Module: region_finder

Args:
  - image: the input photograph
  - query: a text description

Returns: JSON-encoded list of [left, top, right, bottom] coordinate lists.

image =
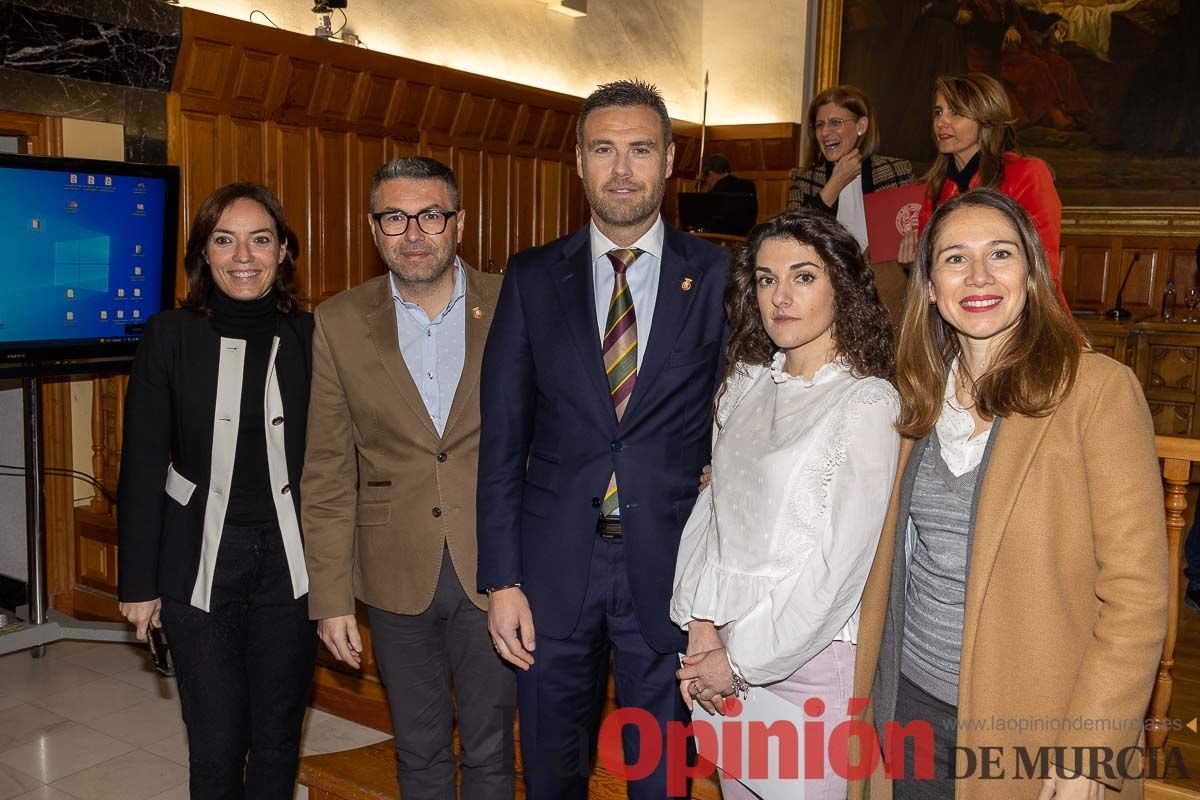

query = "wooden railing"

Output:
[[1148, 435, 1197, 751]]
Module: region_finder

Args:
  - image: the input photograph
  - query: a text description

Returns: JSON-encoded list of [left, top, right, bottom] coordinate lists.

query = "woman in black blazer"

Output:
[[117, 182, 317, 799]]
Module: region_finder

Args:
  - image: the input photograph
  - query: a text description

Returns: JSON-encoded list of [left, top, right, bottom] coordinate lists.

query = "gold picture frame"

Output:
[[811, 0, 1200, 237]]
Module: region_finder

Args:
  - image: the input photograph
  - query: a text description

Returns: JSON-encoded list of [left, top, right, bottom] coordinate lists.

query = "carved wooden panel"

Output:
[[454, 95, 492, 140], [1070, 245, 1113, 309], [179, 38, 232, 98], [1147, 344, 1198, 401], [540, 110, 571, 151], [280, 58, 321, 115], [1116, 245, 1160, 313], [486, 153, 511, 272], [315, 130, 351, 299], [1168, 247, 1199, 289], [486, 100, 520, 145], [1149, 401, 1194, 437], [230, 118, 266, 185], [395, 81, 432, 128], [456, 147, 484, 269], [514, 107, 545, 149], [427, 88, 464, 136], [359, 75, 396, 127], [231, 48, 277, 107], [317, 66, 361, 121], [512, 156, 537, 259], [78, 536, 115, 592], [272, 124, 314, 297]]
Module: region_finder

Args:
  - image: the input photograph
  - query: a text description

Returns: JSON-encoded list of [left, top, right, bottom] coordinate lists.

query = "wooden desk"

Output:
[[1076, 315, 1200, 438]]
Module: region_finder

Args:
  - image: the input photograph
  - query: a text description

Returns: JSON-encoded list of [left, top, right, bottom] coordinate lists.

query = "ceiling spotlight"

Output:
[[312, 0, 346, 12]]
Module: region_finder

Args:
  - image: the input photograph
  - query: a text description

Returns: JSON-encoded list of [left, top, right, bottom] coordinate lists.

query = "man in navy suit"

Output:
[[477, 80, 728, 798]]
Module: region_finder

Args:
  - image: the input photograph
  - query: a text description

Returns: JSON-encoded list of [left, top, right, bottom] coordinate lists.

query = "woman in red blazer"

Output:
[[900, 73, 1065, 304]]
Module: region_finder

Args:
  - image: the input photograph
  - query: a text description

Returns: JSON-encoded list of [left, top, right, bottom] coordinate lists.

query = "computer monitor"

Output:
[[678, 191, 757, 237], [0, 153, 180, 375]]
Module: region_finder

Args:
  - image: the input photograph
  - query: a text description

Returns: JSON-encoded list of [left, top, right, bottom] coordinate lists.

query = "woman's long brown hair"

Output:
[[924, 73, 1020, 208], [895, 188, 1082, 438]]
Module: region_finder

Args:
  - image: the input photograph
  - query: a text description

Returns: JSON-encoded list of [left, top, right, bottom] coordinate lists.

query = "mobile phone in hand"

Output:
[[147, 626, 175, 677]]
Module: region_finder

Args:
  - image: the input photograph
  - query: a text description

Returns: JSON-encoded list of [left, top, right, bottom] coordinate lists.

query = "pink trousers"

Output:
[[717, 639, 857, 800]]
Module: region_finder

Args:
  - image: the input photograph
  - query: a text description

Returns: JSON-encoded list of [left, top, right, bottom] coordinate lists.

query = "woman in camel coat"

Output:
[[851, 188, 1168, 800]]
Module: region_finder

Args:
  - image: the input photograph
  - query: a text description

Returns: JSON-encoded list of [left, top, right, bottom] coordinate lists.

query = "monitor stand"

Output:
[[0, 374, 136, 658]]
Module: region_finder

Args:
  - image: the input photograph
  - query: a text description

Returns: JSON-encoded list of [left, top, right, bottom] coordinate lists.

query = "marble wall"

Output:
[[0, 0, 180, 163]]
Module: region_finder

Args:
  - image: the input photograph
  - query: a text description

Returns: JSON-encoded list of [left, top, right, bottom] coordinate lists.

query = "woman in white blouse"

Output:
[[672, 210, 901, 798]]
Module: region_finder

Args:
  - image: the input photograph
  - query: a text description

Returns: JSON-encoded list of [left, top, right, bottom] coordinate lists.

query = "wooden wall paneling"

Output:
[[388, 139, 420, 160], [486, 153, 511, 272], [0, 110, 62, 156], [393, 80, 434, 130], [229, 48, 279, 112], [177, 37, 234, 100], [230, 117, 267, 185], [1065, 240, 1114, 311], [1114, 242, 1161, 315], [41, 379, 75, 604], [315, 130, 351, 300], [279, 57, 322, 119], [538, 159, 563, 245], [456, 147, 485, 269], [271, 124, 316, 300], [1167, 245, 1200, 289], [315, 65, 362, 124], [512, 156, 537, 258], [355, 135, 386, 284]]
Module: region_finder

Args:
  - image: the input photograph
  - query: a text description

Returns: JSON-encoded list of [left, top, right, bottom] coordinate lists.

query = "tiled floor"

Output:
[[0, 639, 391, 800]]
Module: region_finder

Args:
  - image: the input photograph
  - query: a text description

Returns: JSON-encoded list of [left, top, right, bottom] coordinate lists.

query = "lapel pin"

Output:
[[472, 306, 483, 320], [681, 277, 693, 292]]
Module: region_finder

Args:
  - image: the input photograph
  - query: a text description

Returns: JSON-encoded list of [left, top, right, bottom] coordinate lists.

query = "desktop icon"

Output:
[[69, 174, 78, 184], [100, 310, 108, 320], [103, 176, 112, 186], [134, 244, 142, 255], [133, 309, 140, 318], [65, 311, 74, 321], [133, 288, 141, 297], [30, 219, 40, 230], [117, 289, 125, 297], [134, 266, 142, 276], [116, 310, 124, 319], [86, 175, 95, 185], [66, 289, 74, 299]]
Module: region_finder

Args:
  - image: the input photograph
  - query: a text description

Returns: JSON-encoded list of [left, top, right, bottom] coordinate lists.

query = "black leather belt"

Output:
[[596, 516, 622, 539]]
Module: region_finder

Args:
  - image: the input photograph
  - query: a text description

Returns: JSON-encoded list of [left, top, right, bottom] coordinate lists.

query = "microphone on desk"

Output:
[[1105, 252, 1141, 319]]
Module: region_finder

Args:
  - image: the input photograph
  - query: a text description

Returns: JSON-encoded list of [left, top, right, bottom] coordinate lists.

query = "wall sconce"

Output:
[[537, 0, 587, 18]]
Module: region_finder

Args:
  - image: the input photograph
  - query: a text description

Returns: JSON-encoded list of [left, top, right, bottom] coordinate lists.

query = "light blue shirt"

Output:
[[391, 261, 467, 436], [589, 216, 664, 371]]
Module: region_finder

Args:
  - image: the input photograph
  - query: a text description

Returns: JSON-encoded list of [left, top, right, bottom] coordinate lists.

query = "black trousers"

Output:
[[368, 547, 517, 800], [161, 522, 317, 800], [893, 673, 958, 800]]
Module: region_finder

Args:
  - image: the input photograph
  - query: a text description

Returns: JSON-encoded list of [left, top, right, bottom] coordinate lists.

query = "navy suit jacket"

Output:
[[477, 220, 728, 653]]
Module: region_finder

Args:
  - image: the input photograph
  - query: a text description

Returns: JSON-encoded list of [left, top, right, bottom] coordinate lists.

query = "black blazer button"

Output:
[[272, 416, 284, 426], [611, 441, 623, 452], [281, 484, 291, 494], [437, 452, 448, 462], [432, 507, 442, 517], [591, 497, 602, 508]]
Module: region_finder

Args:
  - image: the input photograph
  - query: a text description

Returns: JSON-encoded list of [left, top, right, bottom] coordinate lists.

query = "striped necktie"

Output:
[[601, 247, 643, 517]]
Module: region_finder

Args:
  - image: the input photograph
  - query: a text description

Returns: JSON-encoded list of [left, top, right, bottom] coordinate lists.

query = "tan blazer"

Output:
[[302, 266, 503, 619], [851, 353, 1168, 800]]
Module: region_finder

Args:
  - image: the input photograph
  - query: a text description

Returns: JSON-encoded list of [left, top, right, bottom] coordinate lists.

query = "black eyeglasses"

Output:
[[371, 209, 458, 237]]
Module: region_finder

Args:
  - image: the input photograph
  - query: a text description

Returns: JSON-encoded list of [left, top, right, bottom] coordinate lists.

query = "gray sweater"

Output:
[[900, 436, 980, 706]]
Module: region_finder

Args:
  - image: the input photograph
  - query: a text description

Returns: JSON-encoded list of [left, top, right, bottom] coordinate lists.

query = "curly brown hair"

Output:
[[723, 211, 895, 393]]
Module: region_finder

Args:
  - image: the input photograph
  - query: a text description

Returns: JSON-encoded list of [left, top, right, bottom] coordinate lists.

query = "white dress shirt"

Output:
[[589, 216, 664, 371], [836, 174, 869, 253], [671, 355, 901, 686], [936, 359, 993, 477]]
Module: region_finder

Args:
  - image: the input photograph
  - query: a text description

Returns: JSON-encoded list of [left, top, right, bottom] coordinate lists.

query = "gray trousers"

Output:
[[367, 547, 517, 800]]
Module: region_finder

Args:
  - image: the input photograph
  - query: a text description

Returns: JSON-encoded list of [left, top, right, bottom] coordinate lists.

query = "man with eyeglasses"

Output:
[[301, 156, 513, 799]]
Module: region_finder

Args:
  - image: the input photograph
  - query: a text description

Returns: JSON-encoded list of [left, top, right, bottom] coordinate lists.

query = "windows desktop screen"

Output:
[[0, 164, 170, 352]]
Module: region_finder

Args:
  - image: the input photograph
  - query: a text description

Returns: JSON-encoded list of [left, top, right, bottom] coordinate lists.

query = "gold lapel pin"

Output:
[[472, 306, 483, 319], [681, 277, 693, 292]]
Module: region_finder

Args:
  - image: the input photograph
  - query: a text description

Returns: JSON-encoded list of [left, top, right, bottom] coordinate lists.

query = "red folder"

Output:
[[864, 182, 925, 264]]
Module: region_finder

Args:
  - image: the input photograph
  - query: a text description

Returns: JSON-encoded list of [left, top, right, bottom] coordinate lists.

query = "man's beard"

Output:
[[383, 243, 456, 287], [585, 175, 666, 228]]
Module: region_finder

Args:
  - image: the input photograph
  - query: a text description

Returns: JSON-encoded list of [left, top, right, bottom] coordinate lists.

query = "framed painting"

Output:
[[812, 0, 1200, 231]]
